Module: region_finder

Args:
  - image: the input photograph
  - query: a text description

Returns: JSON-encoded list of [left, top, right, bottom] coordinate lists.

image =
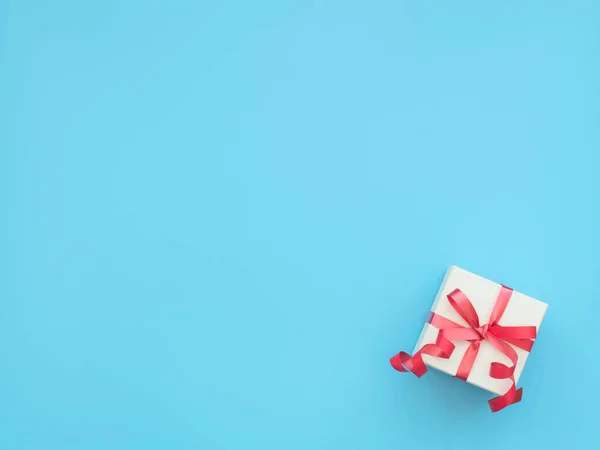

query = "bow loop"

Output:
[[447, 289, 481, 329]]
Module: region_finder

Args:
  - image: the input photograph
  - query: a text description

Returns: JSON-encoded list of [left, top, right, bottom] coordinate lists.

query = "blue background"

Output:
[[1, 1, 599, 449]]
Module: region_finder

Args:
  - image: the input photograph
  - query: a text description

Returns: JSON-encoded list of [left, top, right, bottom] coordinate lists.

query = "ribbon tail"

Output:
[[390, 351, 427, 377], [390, 330, 455, 378], [455, 341, 480, 381], [489, 386, 523, 413], [485, 333, 522, 413], [501, 337, 534, 352], [429, 313, 468, 330]]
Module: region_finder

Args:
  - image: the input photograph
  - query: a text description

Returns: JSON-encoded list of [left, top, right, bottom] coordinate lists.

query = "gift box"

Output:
[[390, 266, 548, 412]]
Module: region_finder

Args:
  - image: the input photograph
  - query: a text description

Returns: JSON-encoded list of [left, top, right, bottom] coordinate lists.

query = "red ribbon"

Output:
[[390, 285, 537, 412]]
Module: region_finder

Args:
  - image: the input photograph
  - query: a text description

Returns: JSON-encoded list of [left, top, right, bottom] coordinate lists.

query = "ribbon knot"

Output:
[[390, 285, 538, 413], [475, 324, 489, 340]]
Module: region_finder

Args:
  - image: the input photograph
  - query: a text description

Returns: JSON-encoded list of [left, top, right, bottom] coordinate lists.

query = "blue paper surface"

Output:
[[1, 1, 599, 449]]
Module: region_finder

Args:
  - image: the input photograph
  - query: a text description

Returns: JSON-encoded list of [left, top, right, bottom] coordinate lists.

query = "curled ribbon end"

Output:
[[489, 387, 523, 413], [389, 354, 403, 372], [390, 351, 428, 378]]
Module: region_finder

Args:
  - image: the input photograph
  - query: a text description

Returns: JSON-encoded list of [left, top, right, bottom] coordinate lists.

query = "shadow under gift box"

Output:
[[414, 266, 548, 395]]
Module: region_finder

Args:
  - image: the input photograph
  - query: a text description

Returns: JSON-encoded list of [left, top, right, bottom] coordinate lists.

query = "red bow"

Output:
[[390, 286, 537, 412]]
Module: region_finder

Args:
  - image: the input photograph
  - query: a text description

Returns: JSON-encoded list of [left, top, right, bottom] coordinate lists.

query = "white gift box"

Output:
[[414, 266, 548, 395]]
